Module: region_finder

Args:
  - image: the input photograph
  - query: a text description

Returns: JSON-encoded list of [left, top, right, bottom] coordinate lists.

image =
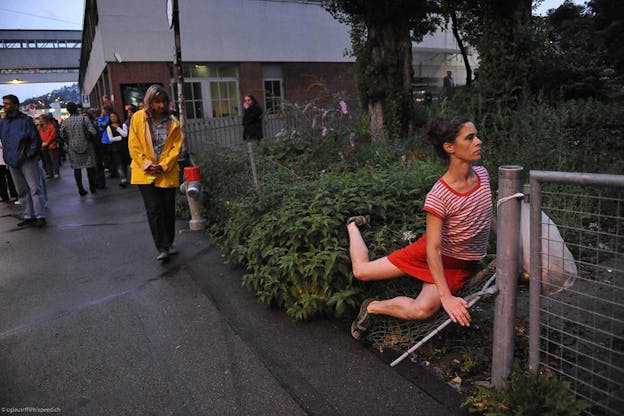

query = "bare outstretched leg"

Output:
[[346, 221, 404, 281], [367, 283, 442, 320]]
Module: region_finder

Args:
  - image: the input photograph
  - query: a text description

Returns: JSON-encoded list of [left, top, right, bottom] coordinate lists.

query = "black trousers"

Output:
[[74, 168, 97, 192], [0, 165, 18, 201], [138, 185, 177, 252]]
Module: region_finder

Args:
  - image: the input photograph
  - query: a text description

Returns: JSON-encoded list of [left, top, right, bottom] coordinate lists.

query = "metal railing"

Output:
[[527, 171, 624, 416], [184, 112, 314, 152]]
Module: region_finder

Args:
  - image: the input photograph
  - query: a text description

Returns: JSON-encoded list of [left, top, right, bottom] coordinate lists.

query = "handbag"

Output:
[[101, 125, 113, 144], [82, 117, 96, 143]]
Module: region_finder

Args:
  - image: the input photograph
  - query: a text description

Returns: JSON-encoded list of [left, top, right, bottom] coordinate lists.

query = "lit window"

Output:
[[175, 64, 240, 119], [210, 81, 238, 117]]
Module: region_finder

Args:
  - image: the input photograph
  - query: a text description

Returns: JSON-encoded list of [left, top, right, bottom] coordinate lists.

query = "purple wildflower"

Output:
[[339, 100, 348, 114]]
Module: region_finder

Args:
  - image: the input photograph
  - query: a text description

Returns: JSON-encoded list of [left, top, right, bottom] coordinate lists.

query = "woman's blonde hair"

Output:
[[143, 84, 170, 116]]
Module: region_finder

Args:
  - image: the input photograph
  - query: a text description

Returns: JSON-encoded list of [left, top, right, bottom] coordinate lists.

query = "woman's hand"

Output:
[[440, 294, 471, 326], [146, 163, 162, 174]]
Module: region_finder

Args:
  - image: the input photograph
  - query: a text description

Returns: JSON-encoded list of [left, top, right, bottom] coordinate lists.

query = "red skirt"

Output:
[[387, 235, 479, 294]]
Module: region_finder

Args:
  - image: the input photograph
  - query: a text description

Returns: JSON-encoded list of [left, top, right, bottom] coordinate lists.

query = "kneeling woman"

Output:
[[348, 116, 493, 340]]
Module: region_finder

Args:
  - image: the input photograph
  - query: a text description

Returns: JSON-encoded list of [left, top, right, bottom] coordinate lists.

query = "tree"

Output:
[[589, 0, 624, 76], [475, 0, 535, 101], [322, 1, 436, 142], [529, 1, 623, 100], [438, 0, 481, 86]]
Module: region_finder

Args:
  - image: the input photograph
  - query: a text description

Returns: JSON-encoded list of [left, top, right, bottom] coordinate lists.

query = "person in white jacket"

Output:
[[105, 111, 130, 187]]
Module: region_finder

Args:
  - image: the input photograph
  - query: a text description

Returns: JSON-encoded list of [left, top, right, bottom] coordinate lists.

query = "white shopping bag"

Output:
[[520, 201, 578, 296]]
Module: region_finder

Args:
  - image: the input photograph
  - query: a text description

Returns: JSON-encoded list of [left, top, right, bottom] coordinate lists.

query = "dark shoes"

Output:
[[351, 298, 376, 341], [346, 215, 367, 227], [78, 189, 88, 196], [17, 218, 35, 227], [33, 218, 46, 227], [156, 251, 169, 262], [17, 218, 46, 227], [156, 246, 179, 262]]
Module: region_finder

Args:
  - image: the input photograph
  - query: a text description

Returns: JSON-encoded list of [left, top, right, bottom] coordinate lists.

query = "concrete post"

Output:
[[491, 165, 523, 388]]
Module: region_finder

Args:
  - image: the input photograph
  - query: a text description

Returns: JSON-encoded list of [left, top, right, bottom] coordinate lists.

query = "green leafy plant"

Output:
[[463, 363, 588, 415], [216, 162, 440, 320]]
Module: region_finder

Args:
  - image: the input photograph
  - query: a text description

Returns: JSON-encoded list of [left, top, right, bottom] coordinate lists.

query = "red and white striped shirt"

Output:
[[423, 166, 492, 261]]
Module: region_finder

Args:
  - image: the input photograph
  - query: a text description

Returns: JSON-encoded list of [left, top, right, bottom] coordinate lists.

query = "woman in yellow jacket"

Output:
[[128, 84, 184, 261]]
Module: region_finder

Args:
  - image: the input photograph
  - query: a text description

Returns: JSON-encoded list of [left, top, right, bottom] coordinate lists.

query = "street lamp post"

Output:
[[168, 0, 190, 162], [167, 0, 206, 231]]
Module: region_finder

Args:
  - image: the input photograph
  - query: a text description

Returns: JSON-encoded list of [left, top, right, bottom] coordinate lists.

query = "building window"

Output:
[[175, 63, 239, 119], [264, 79, 282, 114], [210, 81, 238, 117], [173, 82, 204, 119]]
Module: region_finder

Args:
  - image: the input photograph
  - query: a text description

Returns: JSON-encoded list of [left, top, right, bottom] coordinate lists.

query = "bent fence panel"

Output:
[[528, 171, 624, 416]]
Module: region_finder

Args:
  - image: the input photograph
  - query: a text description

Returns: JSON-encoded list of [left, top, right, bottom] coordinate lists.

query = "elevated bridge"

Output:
[[0, 30, 81, 84]]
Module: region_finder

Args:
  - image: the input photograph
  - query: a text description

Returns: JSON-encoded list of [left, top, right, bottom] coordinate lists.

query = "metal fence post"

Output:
[[528, 176, 542, 372], [491, 165, 524, 388]]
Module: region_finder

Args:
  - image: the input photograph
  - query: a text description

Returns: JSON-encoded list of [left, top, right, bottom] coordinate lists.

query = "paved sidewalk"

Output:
[[0, 164, 465, 415]]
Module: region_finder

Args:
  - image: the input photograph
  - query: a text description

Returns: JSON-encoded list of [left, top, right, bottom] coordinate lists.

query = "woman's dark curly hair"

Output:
[[425, 116, 472, 161]]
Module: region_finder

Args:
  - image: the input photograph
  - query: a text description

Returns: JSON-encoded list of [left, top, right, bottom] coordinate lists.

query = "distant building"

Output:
[[79, 0, 356, 120], [413, 31, 479, 92], [79, 0, 477, 120]]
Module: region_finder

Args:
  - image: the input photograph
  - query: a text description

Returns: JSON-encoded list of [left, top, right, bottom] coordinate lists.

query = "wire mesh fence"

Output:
[[528, 171, 624, 416]]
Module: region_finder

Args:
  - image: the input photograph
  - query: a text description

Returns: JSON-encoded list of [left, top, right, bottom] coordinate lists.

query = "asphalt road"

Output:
[[0, 163, 465, 415]]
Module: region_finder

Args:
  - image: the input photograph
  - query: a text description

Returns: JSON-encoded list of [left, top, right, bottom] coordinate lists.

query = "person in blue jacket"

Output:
[[0, 94, 46, 227]]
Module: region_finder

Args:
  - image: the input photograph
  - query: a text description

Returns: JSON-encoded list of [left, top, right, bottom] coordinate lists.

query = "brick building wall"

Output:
[[105, 62, 171, 117], [282, 62, 355, 104], [238, 62, 264, 103]]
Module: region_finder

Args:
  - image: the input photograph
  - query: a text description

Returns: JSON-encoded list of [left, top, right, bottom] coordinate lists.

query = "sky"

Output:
[[0, 0, 585, 103]]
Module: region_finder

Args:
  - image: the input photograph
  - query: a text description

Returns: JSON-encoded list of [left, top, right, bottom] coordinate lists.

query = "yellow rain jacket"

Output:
[[128, 109, 183, 188]]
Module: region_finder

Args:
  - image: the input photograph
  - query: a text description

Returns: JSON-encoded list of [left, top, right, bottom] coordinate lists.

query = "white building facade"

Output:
[[79, 0, 477, 119]]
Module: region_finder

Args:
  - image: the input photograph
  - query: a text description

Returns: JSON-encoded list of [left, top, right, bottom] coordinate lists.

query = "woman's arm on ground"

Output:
[[426, 213, 471, 326]]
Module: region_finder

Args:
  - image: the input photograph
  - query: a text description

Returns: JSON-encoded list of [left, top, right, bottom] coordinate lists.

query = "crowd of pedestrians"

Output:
[[0, 94, 137, 227], [1, 88, 186, 263]]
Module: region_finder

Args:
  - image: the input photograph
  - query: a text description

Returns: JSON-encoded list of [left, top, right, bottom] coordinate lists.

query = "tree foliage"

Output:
[[472, 0, 536, 102], [590, 0, 624, 75], [322, 0, 438, 142], [529, 0, 623, 100], [436, 0, 482, 86]]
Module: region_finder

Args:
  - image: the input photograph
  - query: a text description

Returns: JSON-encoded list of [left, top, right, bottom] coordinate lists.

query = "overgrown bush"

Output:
[[463, 363, 588, 415], [217, 161, 442, 320], [186, 88, 622, 323]]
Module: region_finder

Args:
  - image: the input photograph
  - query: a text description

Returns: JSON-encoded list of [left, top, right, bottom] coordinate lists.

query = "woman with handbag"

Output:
[[59, 102, 99, 196]]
